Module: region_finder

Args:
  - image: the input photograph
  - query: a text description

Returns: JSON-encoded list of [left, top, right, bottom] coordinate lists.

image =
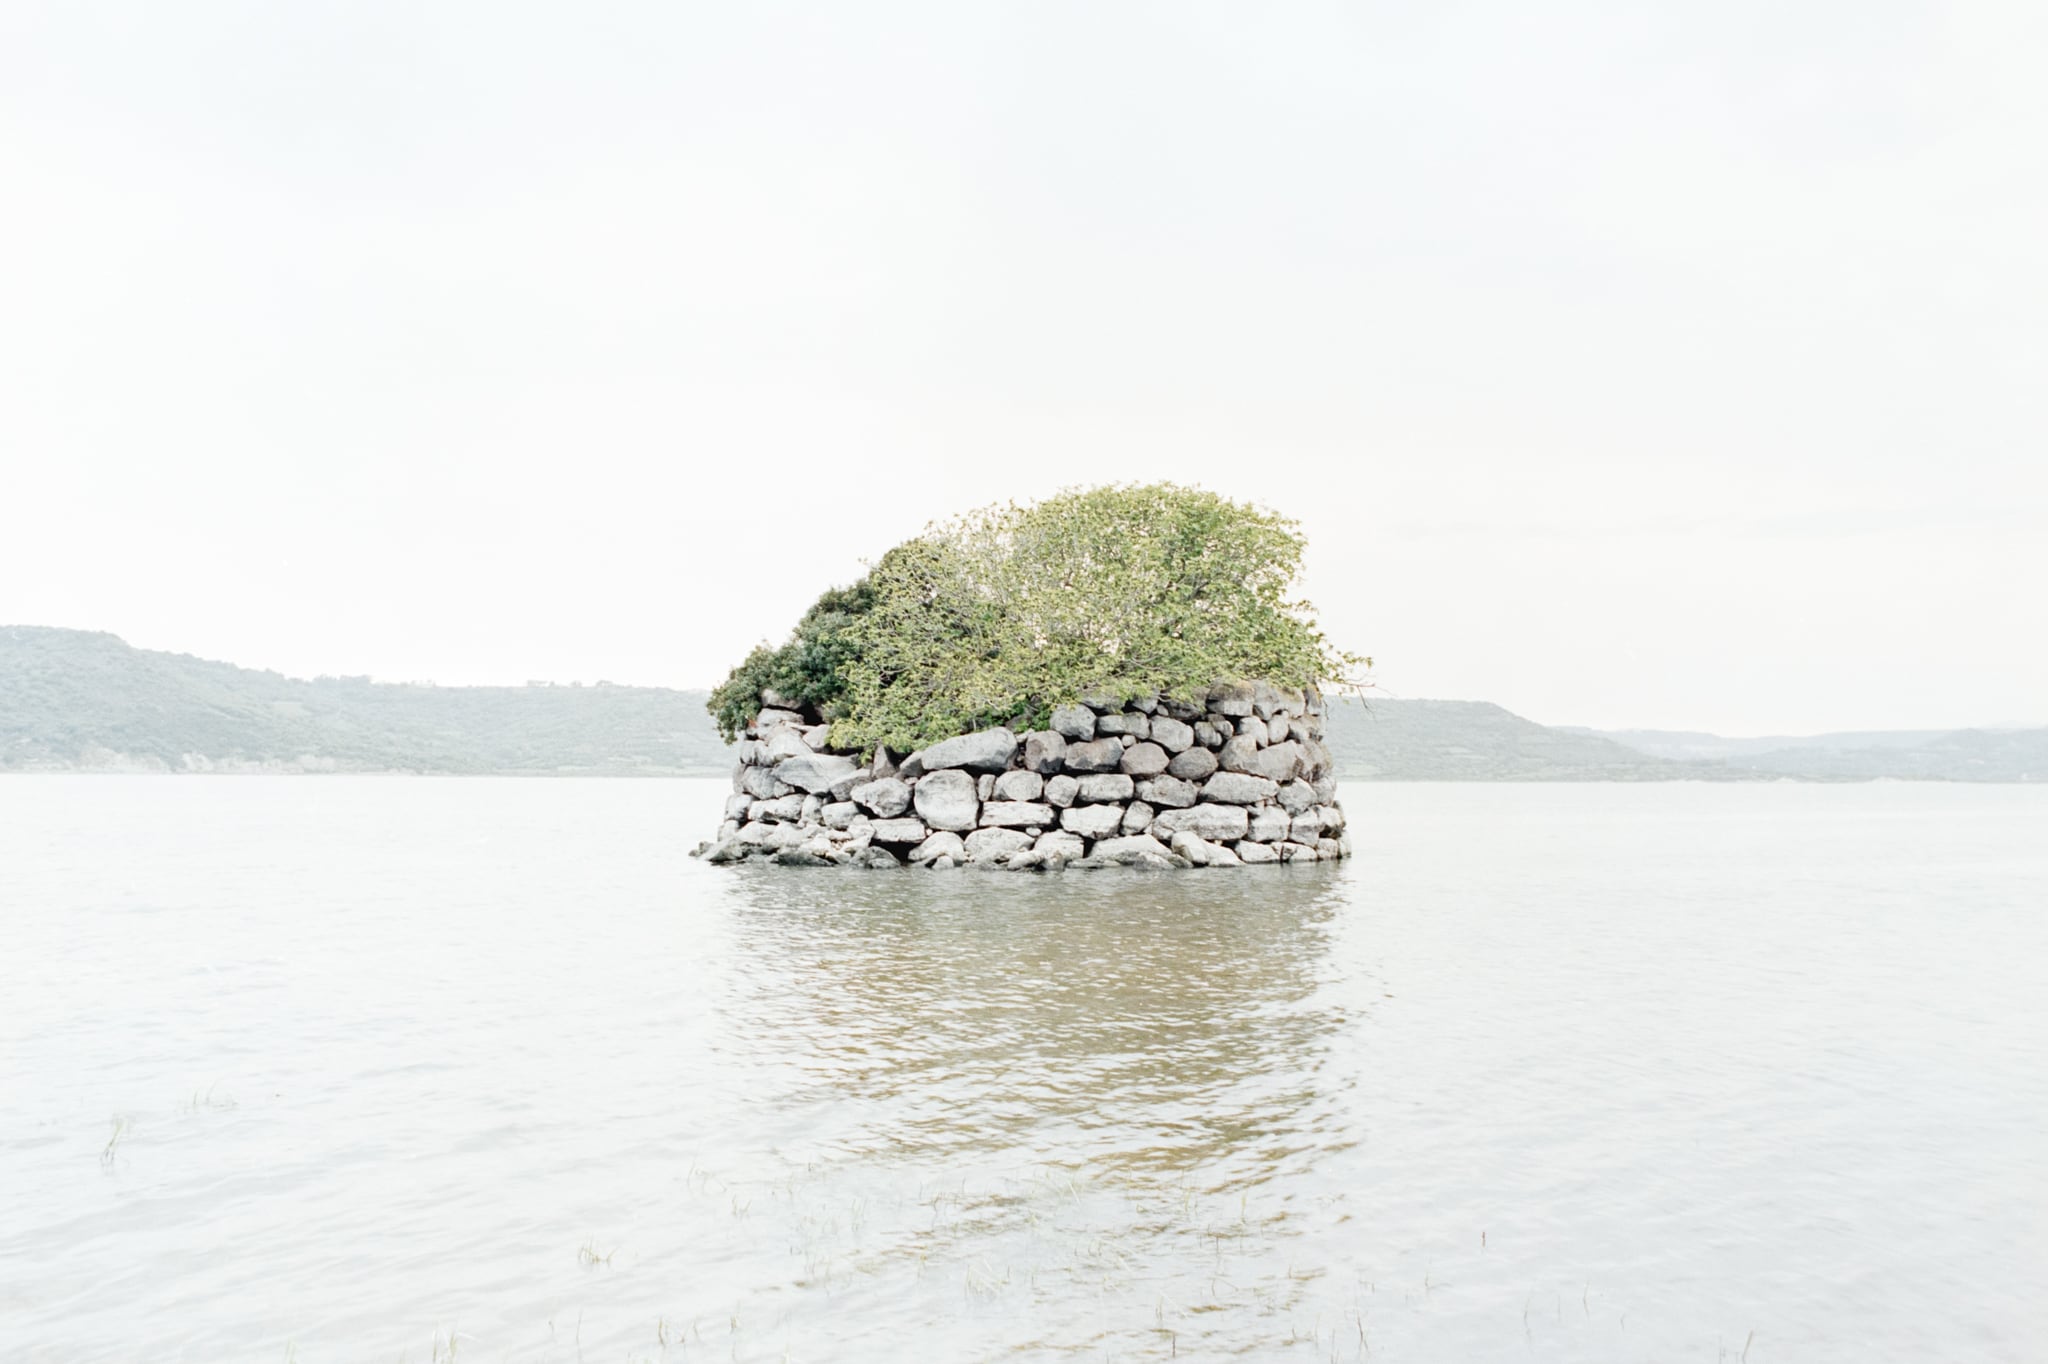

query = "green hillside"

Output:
[[0, 626, 728, 775]]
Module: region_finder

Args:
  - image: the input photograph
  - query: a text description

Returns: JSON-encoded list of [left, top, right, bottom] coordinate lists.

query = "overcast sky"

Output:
[[3, 1, 2042, 735]]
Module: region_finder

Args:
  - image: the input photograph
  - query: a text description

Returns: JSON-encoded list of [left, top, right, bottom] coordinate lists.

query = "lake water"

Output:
[[1, 778, 2042, 1363]]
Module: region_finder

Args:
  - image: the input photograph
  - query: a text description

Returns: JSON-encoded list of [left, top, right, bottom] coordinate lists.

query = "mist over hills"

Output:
[[2, 627, 2039, 781]]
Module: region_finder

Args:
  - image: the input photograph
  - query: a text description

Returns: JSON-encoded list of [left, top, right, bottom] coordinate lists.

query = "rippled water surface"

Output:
[[2, 777, 2043, 1363]]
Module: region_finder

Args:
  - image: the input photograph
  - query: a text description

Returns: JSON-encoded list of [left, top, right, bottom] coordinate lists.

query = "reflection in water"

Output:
[[701, 865, 1371, 1357], [721, 865, 1358, 1183]]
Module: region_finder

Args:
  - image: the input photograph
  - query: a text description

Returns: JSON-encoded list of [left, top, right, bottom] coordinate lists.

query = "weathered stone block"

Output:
[[1022, 730, 1068, 774], [1060, 803, 1125, 839], [1217, 735, 1263, 773], [869, 817, 929, 844], [1244, 741, 1305, 783], [1034, 830, 1086, 860], [749, 786, 802, 819], [1096, 711, 1149, 739], [964, 827, 1033, 862], [773, 753, 860, 794], [1063, 738, 1125, 773], [1148, 716, 1195, 753], [852, 776, 913, 818], [1089, 833, 1176, 865], [915, 726, 1019, 773], [906, 830, 965, 863], [1076, 772, 1135, 803], [1151, 803, 1250, 841], [1119, 742, 1170, 777], [1049, 704, 1096, 741], [1202, 771, 1278, 805], [994, 769, 1045, 802], [1208, 682, 1255, 717], [981, 800, 1055, 828], [1045, 773, 1080, 808], [1247, 807, 1292, 842], [912, 769, 980, 832], [1276, 780, 1316, 815], [1135, 775, 1198, 808], [1167, 747, 1219, 781]]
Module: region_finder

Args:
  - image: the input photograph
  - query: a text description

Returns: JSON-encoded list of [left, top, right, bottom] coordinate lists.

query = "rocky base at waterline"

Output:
[[691, 683, 1350, 870]]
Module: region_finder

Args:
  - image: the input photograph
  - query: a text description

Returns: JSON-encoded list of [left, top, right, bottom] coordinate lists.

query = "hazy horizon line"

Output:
[[9, 622, 2042, 742]]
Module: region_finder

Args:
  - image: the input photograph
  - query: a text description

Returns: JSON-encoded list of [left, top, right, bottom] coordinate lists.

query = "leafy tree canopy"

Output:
[[706, 484, 1368, 750]]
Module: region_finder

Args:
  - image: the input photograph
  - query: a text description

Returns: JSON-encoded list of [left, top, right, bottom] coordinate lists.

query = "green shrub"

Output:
[[704, 578, 876, 741], [706, 483, 1367, 750]]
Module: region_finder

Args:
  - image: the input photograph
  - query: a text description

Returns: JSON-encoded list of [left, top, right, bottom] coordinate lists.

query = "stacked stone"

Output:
[[695, 681, 1348, 870]]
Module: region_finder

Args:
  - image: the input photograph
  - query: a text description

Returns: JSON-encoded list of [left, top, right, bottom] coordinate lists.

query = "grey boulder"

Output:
[[773, 753, 860, 794], [1207, 682, 1256, 717], [1088, 834, 1176, 866], [1063, 738, 1125, 773], [1276, 780, 1317, 815], [980, 801, 1056, 828], [1151, 803, 1250, 841], [851, 777, 913, 818], [964, 827, 1033, 862], [1034, 830, 1087, 859], [1060, 804, 1125, 839], [915, 726, 1019, 773], [1244, 741, 1305, 783], [1247, 807, 1293, 842], [1049, 704, 1097, 741], [1076, 773, 1135, 803], [1148, 716, 1195, 753], [1201, 771, 1279, 805], [869, 817, 929, 845], [1217, 735, 1263, 774], [993, 769, 1045, 801], [1167, 747, 1219, 781], [1095, 711, 1149, 739], [1022, 730, 1068, 774], [912, 769, 981, 832], [907, 830, 965, 863], [1119, 742, 1170, 777], [1135, 775, 1198, 808]]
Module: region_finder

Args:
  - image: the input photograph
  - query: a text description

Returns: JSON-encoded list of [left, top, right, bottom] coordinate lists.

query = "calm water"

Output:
[[1, 778, 2042, 1363]]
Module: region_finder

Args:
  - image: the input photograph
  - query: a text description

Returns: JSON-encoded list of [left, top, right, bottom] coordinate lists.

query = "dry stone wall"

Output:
[[693, 682, 1349, 870]]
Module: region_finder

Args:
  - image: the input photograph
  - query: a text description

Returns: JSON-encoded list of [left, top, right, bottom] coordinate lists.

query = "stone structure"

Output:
[[693, 682, 1349, 870]]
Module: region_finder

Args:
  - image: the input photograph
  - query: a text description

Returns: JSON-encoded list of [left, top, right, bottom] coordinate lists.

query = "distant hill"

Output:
[[0, 626, 729, 775], [1591, 725, 2047, 782], [1322, 698, 1709, 780], [4, 627, 2040, 780]]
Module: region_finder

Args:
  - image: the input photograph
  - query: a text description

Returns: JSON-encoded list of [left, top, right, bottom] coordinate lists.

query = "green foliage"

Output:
[[823, 484, 1368, 751], [704, 579, 877, 741]]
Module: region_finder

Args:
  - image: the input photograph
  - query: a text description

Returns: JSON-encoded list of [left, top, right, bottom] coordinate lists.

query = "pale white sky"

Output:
[[3, 1, 2043, 735]]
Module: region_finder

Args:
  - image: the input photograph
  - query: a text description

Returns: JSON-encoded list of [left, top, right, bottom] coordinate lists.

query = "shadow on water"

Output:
[[713, 864, 1366, 1193]]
